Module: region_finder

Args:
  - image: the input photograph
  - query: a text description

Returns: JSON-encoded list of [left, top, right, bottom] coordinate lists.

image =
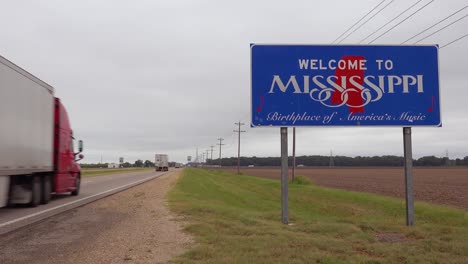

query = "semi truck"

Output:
[[155, 154, 169, 171], [0, 55, 83, 207]]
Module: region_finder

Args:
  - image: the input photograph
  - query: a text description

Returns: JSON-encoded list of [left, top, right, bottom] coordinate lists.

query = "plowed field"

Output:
[[221, 167, 468, 209]]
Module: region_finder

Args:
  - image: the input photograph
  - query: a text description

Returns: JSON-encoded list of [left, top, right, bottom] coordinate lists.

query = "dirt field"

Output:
[[221, 167, 468, 210]]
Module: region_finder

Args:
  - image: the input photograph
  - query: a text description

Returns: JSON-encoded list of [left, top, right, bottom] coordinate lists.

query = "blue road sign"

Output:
[[251, 45, 440, 127]]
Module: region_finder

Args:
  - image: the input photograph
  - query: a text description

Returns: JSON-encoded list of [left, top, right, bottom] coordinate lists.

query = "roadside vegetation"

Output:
[[81, 168, 153, 177], [168, 168, 467, 263]]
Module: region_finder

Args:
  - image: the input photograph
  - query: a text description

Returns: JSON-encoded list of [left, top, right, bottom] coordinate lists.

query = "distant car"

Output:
[[248, 165, 255, 168], [297, 164, 305, 167]]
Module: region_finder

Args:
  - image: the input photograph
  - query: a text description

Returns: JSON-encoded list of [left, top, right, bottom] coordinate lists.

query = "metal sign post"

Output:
[[280, 127, 289, 224], [292, 127, 296, 182], [403, 127, 414, 226]]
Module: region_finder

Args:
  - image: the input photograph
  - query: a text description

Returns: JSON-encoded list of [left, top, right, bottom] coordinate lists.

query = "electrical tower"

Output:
[[329, 150, 334, 167], [217, 138, 224, 167], [234, 121, 246, 174], [210, 145, 214, 160]]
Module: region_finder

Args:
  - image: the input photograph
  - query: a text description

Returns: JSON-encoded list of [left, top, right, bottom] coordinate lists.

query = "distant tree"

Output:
[[122, 162, 132, 168], [134, 159, 144, 167], [144, 160, 154, 167], [463, 156, 468, 166], [415, 156, 445, 166]]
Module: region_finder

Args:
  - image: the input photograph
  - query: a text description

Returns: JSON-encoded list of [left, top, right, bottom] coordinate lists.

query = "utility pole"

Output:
[[195, 147, 199, 164], [206, 149, 210, 164], [217, 138, 224, 167], [292, 127, 296, 181], [234, 121, 246, 174], [329, 150, 334, 167], [210, 145, 214, 160]]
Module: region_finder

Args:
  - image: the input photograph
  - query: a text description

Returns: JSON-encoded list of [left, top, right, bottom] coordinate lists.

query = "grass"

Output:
[[81, 168, 153, 177], [168, 168, 468, 264], [291, 175, 314, 185]]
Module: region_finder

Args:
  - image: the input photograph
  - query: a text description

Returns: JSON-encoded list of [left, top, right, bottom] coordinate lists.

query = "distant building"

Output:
[[108, 163, 119, 168]]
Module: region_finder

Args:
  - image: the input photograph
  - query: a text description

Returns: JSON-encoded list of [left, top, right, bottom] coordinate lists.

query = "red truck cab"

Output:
[[53, 98, 82, 195]]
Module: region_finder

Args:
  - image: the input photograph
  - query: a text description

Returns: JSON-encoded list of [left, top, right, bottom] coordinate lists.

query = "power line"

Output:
[[441, 33, 468, 48], [414, 14, 468, 43], [401, 5, 468, 44], [234, 121, 246, 175], [359, 0, 424, 43], [369, 0, 434, 44], [332, 0, 387, 43], [338, 0, 395, 44]]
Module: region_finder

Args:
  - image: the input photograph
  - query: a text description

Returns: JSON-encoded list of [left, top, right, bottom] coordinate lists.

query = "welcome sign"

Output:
[[250, 45, 441, 127]]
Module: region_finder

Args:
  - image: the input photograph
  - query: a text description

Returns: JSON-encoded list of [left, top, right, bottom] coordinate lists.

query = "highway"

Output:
[[0, 169, 168, 235]]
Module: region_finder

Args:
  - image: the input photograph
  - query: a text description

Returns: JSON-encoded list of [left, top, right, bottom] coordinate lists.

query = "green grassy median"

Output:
[[168, 168, 467, 263], [81, 168, 153, 177]]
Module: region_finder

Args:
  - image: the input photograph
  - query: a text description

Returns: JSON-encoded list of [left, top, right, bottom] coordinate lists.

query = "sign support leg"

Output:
[[292, 127, 296, 182], [403, 127, 414, 226], [280, 127, 288, 224]]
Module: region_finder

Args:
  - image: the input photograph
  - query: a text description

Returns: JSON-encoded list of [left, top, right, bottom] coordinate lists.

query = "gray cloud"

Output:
[[1, 0, 467, 163]]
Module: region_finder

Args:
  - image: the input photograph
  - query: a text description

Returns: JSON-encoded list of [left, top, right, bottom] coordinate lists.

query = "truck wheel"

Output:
[[41, 174, 52, 204], [29, 175, 41, 207], [71, 175, 80, 196]]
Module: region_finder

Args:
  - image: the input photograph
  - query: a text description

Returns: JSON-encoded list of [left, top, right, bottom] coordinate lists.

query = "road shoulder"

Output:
[[0, 170, 194, 264]]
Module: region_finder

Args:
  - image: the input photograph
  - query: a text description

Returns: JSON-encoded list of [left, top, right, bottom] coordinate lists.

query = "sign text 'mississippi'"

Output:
[[268, 58, 424, 109]]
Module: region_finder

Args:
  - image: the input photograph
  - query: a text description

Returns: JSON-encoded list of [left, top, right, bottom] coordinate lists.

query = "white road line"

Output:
[[0, 174, 161, 229]]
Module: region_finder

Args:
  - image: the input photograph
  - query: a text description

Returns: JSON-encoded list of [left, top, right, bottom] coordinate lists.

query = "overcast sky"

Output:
[[1, 0, 467, 163]]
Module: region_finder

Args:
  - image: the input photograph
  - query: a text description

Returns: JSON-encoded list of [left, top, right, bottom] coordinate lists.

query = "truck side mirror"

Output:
[[78, 140, 83, 152], [76, 154, 84, 162]]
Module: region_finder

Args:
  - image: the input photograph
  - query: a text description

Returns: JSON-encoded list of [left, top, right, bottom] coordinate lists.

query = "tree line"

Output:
[[205, 155, 468, 167], [80, 159, 155, 168], [80, 160, 179, 168], [80, 155, 468, 168]]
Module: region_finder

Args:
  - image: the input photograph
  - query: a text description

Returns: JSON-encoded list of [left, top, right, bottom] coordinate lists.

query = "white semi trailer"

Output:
[[155, 154, 169, 171], [0, 55, 83, 207]]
